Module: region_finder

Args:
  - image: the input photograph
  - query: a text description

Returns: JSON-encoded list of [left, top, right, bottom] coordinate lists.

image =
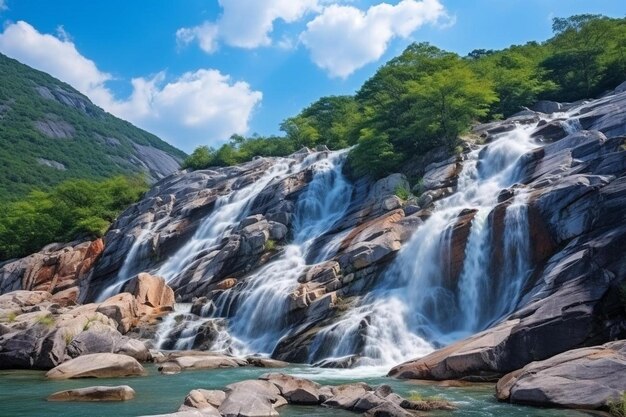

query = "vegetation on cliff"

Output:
[[183, 14, 626, 178], [0, 176, 147, 260]]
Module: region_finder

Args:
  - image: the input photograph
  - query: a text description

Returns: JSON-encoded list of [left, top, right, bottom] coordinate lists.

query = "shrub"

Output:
[[36, 314, 55, 327], [394, 184, 411, 200], [265, 239, 277, 252], [0, 175, 148, 261], [609, 393, 626, 417]]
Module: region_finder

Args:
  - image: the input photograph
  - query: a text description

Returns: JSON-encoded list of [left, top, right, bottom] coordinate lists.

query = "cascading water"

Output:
[[153, 150, 352, 353], [212, 151, 352, 353], [156, 159, 297, 282], [97, 215, 171, 301], [310, 122, 542, 365]]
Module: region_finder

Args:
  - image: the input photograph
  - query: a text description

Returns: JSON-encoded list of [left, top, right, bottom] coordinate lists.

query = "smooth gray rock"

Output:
[[497, 341, 626, 409], [260, 373, 321, 404]]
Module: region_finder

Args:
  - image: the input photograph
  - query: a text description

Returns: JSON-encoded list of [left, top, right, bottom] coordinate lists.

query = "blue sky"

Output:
[[0, 0, 623, 152]]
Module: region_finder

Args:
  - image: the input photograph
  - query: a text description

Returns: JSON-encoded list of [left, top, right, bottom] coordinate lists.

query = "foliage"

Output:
[[35, 314, 55, 327], [0, 175, 148, 261], [265, 239, 277, 252], [182, 134, 297, 170], [406, 391, 445, 402], [609, 392, 626, 417], [394, 184, 411, 200], [4, 312, 17, 323], [175, 15, 626, 180], [347, 130, 400, 178], [0, 53, 185, 201]]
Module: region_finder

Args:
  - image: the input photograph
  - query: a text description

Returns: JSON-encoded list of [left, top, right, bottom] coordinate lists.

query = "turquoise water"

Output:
[[0, 365, 600, 417]]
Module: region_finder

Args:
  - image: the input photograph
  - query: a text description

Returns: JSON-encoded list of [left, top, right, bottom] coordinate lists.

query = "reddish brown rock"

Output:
[[0, 239, 105, 302]]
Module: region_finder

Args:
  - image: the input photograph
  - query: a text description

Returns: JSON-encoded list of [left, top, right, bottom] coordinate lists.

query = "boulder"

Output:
[[123, 273, 175, 310], [173, 354, 242, 370], [531, 120, 569, 142], [364, 402, 414, 417], [531, 100, 563, 114], [66, 327, 149, 361], [219, 380, 285, 417], [141, 410, 220, 417], [421, 156, 461, 191], [182, 389, 226, 409], [159, 362, 183, 375], [246, 357, 289, 368], [0, 239, 104, 300], [323, 382, 372, 409], [47, 385, 135, 402], [46, 353, 145, 379], [497, 341, 626, 409], [260, 373, 321, 404]]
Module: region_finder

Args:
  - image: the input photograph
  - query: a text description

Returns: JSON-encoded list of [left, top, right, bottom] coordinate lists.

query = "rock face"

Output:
[[0, 239, 105, 304], [496, 341, 626, 410], [45, 353, 145, 379], [0, 275, 173, 370], [47, 385, 136, 402], [390, 89, 626, 383]]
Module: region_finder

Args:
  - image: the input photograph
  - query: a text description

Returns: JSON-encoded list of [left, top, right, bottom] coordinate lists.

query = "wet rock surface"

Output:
[[496, 341, 626, 409], [45, 353, 145, 379], [143, 374, 455, 417], [390, 89, 626, 386], [47, 385, 136, 402]]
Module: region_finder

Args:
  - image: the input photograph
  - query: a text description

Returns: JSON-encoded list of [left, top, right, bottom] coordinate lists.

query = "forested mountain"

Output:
[[0, 53, 186, 200]]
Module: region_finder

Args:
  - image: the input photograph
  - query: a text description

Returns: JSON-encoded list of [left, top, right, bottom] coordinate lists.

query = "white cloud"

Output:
[[177, 0, 319, 51], [300, 0, 450, 78], [0, 21, 262, 152]]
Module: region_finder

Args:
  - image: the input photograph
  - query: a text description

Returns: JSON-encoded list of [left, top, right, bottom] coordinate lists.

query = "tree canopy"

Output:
[[182, 14, 626, 178]]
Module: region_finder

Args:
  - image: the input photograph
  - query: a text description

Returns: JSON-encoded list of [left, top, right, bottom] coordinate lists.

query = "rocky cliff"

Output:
[[1, 82, 626, 412]]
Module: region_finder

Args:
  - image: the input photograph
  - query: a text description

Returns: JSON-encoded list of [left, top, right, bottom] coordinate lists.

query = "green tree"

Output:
[[0, 176, 147, 260], [347, 129, 400, 178], [403, 64, 498, 149]]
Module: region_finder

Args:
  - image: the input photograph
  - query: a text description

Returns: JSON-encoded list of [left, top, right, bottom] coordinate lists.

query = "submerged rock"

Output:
[[47, 385, 135, 402], [45, 353, 145, 379]]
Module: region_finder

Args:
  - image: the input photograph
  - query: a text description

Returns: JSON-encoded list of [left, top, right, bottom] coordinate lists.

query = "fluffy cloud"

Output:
[[0, 21, 262, 151], [177, 0, 319, 51], [0, 0, 7, 11], [301, 0, 449, 78]]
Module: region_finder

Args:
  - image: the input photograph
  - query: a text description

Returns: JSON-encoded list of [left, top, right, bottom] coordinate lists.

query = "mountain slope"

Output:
[[0, 53, 186, 200]]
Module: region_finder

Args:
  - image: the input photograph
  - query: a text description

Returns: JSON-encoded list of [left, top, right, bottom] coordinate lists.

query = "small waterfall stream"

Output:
[[212, 151, 352, 353], [156, 159, 298, 282], [154, 151, 352, 353]]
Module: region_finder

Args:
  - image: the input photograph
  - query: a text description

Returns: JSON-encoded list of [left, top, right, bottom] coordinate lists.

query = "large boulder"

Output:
[[496, 341, 626, 409], [45, 353, 145, 379], [123, 273, 175, 311], [47, 385, 135, 402]]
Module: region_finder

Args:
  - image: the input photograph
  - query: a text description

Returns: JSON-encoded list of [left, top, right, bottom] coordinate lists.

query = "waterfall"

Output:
[[156, 159, 297, 282], [97, 216, 171, 301], [213, 151, 352, 354], [310, 122, 540, 365], [154, 150, 352, 353]]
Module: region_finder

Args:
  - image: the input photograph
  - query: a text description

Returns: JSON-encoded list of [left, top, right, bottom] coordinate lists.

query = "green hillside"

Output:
[[0, 53, 186, 200]]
